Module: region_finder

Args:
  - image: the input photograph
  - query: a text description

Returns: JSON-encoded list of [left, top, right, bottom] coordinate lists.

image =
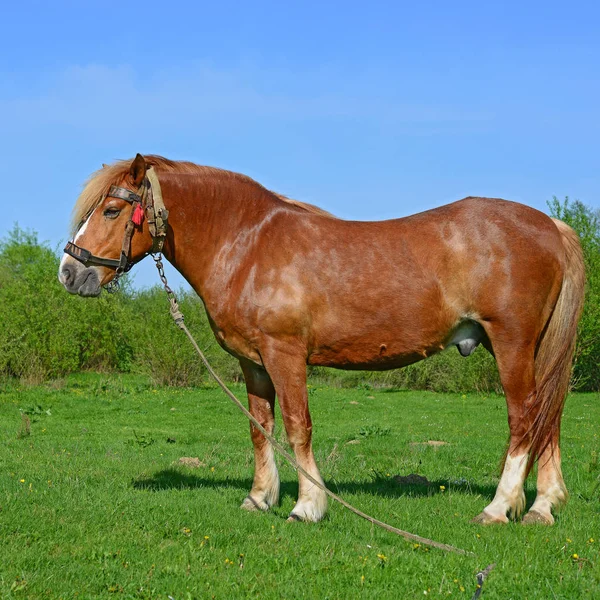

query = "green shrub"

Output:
[[0, 227, 132, 383], [122, 286, 240, 387]]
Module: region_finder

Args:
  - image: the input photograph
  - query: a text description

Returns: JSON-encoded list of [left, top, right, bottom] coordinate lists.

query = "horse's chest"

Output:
[[204, 302, 263, 364]]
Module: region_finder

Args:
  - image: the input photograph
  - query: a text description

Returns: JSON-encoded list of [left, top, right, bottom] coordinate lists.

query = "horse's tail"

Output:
[[526, 218, 586, 474]]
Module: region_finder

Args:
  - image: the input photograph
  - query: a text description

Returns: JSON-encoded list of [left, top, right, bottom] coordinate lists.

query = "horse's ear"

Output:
[[129, 153, 147, 186]]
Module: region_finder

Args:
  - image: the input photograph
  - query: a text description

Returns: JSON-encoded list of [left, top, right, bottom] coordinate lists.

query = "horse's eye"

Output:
[[104, 208, 121, 219]]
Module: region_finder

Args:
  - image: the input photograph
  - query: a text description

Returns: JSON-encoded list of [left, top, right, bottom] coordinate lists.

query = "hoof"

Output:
[[240, 496, 270, 512], [286, 513, 303, 522], [522, 510, 554, 525], [287, 500, 327, 523], [471, 511, 509, 525]]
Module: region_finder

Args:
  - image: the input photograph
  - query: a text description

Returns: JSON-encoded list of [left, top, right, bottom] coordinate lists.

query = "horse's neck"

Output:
[[159, 172, 277, 293]]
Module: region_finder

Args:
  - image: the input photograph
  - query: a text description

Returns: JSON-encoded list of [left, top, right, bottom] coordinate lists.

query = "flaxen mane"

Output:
[[71, 155, 334, 234]]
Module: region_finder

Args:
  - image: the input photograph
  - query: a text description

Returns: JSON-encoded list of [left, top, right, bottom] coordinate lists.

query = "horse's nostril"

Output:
[[61, 265, 74, 286]]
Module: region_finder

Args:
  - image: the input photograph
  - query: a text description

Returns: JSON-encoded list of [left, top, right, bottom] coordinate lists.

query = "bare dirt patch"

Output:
[[176, 457, 206, 469]]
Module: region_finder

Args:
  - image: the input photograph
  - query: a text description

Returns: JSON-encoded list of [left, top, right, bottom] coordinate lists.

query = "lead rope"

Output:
[[152, 253, 473, 557]]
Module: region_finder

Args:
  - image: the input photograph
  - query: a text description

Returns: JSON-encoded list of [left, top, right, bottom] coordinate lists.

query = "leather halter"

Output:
[[63, 169, 168, 277]]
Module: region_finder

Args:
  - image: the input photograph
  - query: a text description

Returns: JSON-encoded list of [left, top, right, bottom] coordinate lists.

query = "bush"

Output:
[[0, 227, 133, 383], [122, 286, 240, 387]]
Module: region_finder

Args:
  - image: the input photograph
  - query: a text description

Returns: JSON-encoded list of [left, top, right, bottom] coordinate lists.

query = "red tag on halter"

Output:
[[132, 203, 144, 226]]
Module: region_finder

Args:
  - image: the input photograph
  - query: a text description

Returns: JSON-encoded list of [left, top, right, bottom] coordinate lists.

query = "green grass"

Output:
[[1, 374, 598, 599]]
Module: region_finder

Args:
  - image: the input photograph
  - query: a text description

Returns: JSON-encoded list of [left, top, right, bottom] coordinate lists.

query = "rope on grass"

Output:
[[169, 300, 474, 556], [471, 563, 496, 599]]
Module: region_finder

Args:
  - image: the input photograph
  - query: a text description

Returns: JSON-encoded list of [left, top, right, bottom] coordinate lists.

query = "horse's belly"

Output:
[[307, 315, 486, 370], [307, 335, 445, 370], [309, 351, 429, 370]]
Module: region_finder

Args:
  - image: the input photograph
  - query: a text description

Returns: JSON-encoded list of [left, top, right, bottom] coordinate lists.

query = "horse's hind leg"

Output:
[[473, 339, 537, 524], [239, 360, 280, 512], [261, 343, 327, 522], [522, 431, 567, 524]]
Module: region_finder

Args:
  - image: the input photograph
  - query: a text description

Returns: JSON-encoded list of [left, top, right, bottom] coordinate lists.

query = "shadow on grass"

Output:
[[132, 469, 298, 500], [132, 468, 535, 504]]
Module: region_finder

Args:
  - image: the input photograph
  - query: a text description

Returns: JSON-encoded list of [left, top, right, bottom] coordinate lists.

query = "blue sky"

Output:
[[2, 0, 599, 288]]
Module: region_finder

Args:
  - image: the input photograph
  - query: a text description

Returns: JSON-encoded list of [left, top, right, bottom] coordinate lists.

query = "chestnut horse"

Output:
[[59, 154, 585, 525]]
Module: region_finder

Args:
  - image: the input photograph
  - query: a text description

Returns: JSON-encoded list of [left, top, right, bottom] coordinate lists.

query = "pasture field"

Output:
[[1, 374, 598, 599]]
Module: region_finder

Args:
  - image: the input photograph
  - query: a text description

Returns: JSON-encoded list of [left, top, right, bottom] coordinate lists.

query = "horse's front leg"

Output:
[[239, 359, 280, 512], [261, 342, 328, 522]]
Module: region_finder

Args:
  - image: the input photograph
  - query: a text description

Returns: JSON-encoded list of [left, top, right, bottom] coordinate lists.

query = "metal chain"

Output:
[[105, 277, 120, 293], [104, 260, 132, 294], [152, 253, 174, 297], [152, 253, 185, 327]]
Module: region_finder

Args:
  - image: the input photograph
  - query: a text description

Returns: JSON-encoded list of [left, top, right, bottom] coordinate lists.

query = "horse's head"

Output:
[[59, 154, 154, 296]]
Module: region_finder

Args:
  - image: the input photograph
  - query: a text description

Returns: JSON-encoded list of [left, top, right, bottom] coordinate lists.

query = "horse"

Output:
[[59, 154, 585, 525]]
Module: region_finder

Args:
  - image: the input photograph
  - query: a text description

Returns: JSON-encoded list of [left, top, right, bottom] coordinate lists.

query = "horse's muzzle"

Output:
[[59, 262, 102, 297]]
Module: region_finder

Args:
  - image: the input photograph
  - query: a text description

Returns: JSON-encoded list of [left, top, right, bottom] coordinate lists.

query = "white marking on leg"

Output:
[[527, 454, 567, 522], [528, 487, 562, 521], [260, 445, 280, 507], [290, 462, 328, 522], [241, 443, 280, 511], [483, 453, 528, 521]]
